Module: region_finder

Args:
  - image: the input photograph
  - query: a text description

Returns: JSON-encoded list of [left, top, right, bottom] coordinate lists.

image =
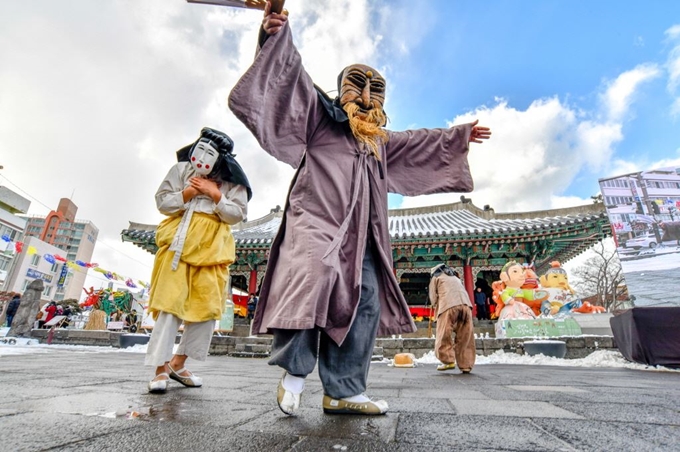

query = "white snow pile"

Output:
[[0, 342, 148, 356], [382, 349, 679, 372]]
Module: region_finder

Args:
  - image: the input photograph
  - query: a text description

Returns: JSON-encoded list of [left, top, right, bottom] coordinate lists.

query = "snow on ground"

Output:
[[0, 342, 175, 357], [3, 342, 677, 373], [384, 349, 679, 372], [621, 250, 680, 272], [423, 349, 680, 372]]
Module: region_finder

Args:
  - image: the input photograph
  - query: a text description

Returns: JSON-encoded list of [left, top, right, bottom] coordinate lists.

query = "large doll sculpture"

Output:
[[496, 261, 549, 322]]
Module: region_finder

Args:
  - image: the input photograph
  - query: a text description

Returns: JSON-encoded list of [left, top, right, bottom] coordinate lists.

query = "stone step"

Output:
[[371, 346, 384, 362], [235, 343, 270, 354], [230, 351, 271, 358], [231, 336, 272, 345]]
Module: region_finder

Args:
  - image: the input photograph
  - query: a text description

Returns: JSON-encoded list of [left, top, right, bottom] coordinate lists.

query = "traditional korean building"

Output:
[[121, 200, 610, 307]]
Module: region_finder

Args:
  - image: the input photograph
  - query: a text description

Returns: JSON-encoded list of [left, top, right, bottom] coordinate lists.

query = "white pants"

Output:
[[144, 312, 214, 367]]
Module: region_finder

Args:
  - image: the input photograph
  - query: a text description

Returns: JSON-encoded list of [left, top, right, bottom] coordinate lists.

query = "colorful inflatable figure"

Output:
[[540, 298, 582, 317], [490, 264, 546, 318], [539, 261, 575, 294], [81, 287, 135, 329], [572, 301, 606, 314], [538, 261, 581, 316], [496, 261, 549, 321]]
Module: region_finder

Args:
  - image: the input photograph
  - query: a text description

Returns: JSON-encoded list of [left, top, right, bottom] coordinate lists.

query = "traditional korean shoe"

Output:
[[460, 368, 472, 374], [168, 364, 203, 388], [277, 372, 303, 416], [322, 394, 388, 415], [148, 373, 169, 394], [437, 362, 456, 371]]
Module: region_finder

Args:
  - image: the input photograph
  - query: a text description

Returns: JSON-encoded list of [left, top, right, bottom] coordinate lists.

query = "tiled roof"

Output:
[[388, 208, 602, 240], [232, 215, 282, 246], [121, 201, 608, 253]]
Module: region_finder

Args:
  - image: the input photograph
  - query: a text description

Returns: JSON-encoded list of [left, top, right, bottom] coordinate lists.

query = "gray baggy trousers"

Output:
[[268, 246, 381, 399]]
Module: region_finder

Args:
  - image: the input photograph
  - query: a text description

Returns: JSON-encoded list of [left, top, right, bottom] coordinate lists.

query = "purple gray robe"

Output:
[[228, 23, 474, 345]]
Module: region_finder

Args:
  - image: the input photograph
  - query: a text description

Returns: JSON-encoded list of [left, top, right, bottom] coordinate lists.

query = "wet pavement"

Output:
[[1, 350, 679, 451]]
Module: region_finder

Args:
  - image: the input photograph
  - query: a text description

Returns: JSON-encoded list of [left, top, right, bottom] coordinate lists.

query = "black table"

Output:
[[610, 306, 680, 369]]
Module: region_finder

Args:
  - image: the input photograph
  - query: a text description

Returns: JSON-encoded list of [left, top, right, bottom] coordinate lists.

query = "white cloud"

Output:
[[600, 64, 660, 122], [665, 24, 680, 114], [399, 93, 626, 213], [646, 153, 680, 171], [399, 60, 667, 214], [0, 0, 382, 287], [550, 195, 593, 209], [666, 24, 680, 39]]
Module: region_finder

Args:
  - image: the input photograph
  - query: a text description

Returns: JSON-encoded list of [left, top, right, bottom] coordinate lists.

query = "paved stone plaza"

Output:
[[1, 349, 679, 451]]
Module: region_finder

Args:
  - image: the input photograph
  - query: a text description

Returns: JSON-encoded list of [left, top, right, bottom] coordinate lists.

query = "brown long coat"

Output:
[[228, 23, 474, 345]]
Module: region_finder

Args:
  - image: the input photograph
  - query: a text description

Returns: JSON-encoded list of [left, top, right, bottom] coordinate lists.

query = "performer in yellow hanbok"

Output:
[[145, 127, 250, 393]]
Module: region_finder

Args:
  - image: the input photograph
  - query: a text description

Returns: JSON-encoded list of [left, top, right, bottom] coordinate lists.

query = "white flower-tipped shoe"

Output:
[[148, 372, 169, 394], [168, 364, 203, 388]]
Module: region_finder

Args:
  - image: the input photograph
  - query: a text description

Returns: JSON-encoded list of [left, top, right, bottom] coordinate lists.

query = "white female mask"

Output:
[[190, 139, 219, 176]]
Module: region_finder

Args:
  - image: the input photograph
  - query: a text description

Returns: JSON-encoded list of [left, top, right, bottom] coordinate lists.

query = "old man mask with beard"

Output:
[[338, 64, 388, 160]]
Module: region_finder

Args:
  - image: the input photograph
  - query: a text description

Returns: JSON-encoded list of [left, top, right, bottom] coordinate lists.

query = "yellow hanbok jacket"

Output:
[[147, 162, 248, 323]]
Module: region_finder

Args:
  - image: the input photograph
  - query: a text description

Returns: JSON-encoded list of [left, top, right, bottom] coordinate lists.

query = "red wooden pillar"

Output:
[[248, 269, 258, 295], [463, 263, 475, 305]]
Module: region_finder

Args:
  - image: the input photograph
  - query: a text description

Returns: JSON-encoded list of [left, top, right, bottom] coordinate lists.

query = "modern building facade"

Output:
[[0, 186, 30, 287], [2, 235, 64, 301], [599, 166, 680, 245], [22, 198, 98, 301]]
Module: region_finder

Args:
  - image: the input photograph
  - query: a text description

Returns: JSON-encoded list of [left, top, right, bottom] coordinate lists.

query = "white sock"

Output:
[[342, 393, 371, 403], [282, 373, 305, 394]]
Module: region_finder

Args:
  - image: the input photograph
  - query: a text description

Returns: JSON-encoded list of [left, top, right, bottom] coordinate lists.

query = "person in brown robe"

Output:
[[228, 1, 491, 416], [429, 264, 476, 373]]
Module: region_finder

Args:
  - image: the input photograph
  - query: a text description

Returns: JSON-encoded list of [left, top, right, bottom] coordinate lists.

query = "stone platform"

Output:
[[29, 328, 617, 360]]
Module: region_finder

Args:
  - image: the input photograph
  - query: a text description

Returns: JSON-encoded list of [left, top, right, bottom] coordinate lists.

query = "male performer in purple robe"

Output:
[[229, 1, 491, 416]]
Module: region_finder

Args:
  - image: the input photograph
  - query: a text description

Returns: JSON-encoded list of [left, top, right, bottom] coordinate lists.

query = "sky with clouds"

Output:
[[1, 0, 679, 292]]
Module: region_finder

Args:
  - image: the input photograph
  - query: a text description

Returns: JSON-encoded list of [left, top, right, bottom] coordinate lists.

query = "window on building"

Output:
[[31, 254, 40, 266], [22, 279, 30, 291], [43, 285, 52, 297], [50, 263, 59, 273]]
